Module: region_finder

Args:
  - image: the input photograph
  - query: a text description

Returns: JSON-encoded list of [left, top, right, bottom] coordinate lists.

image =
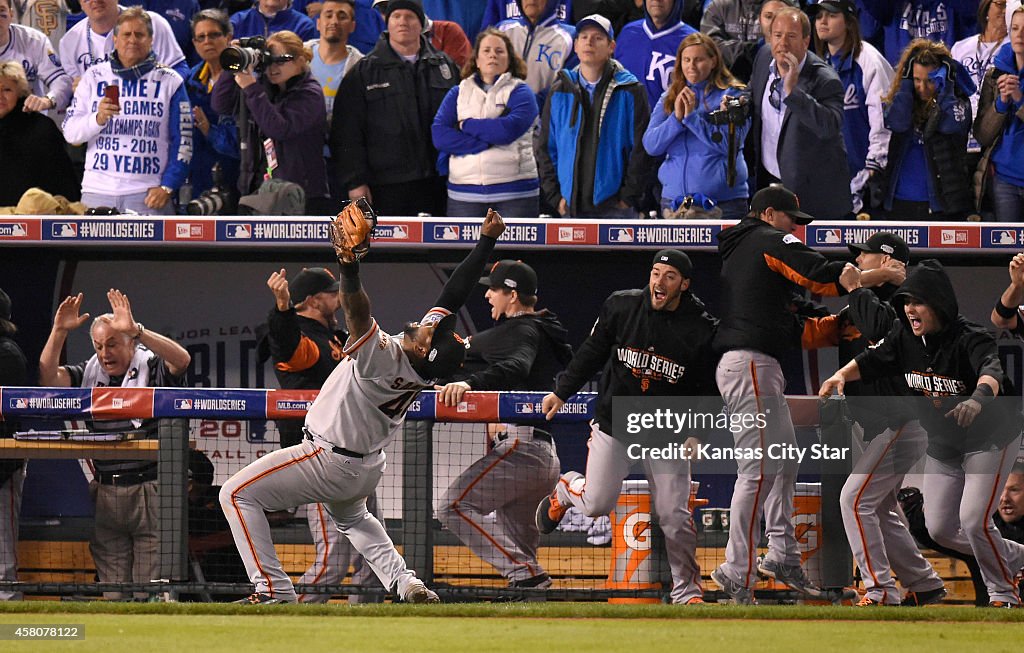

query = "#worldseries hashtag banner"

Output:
[[0, 387, 597, 424], [1, 217, 1023, 252]]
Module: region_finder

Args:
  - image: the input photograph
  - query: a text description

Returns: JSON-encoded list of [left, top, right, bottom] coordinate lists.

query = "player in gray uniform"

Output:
[[220, 208, 506, 605], [435, 260, 571, 593]]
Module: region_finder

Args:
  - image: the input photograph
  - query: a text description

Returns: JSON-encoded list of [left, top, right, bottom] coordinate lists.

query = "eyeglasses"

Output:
[[268, 54, 295, 65], [769, 76, 782, 110], [193, 31, 225, 43]]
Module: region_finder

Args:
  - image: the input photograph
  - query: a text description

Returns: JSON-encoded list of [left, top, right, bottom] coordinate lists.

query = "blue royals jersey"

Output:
[[615, 19, 697, 111]]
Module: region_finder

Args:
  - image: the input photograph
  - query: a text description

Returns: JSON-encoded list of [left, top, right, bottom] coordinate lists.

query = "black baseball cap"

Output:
[[814, 0, 858, 17], [422, 313, 469, 379], [652, 249, 693, 278], [749, 184, 815, 225], [847, 232, 911, 264], [479, 260, 538, 296], [290, 267, 340, 302]]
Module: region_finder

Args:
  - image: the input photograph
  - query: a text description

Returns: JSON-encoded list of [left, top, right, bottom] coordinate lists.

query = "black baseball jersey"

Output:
[[715, 217, 847, 359], [554, 288, 719, 431], [262, 308, 346, 390], [856, 260, 1022, 459]]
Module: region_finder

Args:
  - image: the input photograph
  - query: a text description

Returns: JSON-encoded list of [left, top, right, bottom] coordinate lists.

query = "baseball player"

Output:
[[821, 259, 1024, 608], [535, 249, 718, 605], [259, 266, 381, 603], [711, 185, 860, 604], [220, 205, 505, 604], [804, 233, 946, 606], [434, 260, 572, 593]]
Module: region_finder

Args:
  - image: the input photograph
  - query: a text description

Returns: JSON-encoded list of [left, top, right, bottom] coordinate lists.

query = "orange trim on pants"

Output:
[[852, 426, 905, 589], [980, 446, 1020, 600], [451, 439, 537, 577], [230, 447, 325, 598], [298, 503, 333, 602]]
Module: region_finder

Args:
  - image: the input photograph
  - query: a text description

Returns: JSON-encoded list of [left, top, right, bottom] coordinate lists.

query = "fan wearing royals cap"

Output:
[[434, 260, 572, 594], [536, 249, 719, 605], [220, 207, 506, 605]]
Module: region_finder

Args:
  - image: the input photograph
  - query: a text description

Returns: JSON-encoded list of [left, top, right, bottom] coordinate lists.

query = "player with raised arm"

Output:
[[220, 204, 506, 605]]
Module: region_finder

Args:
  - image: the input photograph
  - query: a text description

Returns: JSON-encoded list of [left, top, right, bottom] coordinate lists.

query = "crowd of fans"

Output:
[[1, 0, 1023, 220]]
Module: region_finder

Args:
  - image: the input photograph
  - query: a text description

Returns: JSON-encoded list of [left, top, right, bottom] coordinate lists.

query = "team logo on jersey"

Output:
[[617, 346, 686, 390], [378, 330, 389, 350], [904, 370, 967, 402], [815, 229, 842, 244], [646, 53, 675, 91], [534, 44, 563, 71]]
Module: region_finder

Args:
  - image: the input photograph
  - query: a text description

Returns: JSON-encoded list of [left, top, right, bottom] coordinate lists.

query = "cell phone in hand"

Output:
[[103, 83, 120, 110]]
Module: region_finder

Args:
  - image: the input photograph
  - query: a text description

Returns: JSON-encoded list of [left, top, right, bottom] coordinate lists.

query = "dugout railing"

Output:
[[0, 386, 854, 603]]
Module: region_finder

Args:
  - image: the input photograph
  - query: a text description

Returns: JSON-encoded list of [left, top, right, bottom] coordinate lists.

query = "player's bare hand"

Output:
[[882, 258, 907, 285], [268, 268, 291, 310], [945, 398, 982, 428], [434, 381, 471, 406], [541, 392, 564, 421], [53, 293, 89, 332], [818, 374, 845, 399], [681, 436, 701, 460], [481, 208, 505, 239], [106, 289, 138, 335], [1009, 253, 1024, 287], [839, 263, 862, 292]]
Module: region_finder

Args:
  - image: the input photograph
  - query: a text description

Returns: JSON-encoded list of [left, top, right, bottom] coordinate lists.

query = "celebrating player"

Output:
[[535, 250, 718, 605], [435, 260, 572, 594], [220, 204, 505, 605], [821, 259, 1024, 608]]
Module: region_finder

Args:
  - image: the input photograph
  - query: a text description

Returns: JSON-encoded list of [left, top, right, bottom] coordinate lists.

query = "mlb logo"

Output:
[[13, 398, 27, 409], [435, 225, 459, 240], [816, 229, 842, 244], [516, 402, 536, 414], [226, 223, 251, 239], [174, 399, 193, 410], [558, 227, 586, 242], [940, 229, 968, 245], [111, 398, 124, 409], [0, 223, 27, 237], [390, 225, 408, 239], [52, 222, 77, 238], [609, 228, 634, 243], [991, 230, 1017, 245]]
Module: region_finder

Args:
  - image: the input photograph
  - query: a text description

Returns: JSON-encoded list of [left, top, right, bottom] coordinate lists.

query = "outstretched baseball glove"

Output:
[[330, 197, 377, 263]]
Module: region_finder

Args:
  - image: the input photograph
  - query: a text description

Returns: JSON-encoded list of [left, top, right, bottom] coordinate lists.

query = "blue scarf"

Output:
[[110, 50, 157, 81], [993, 42, 1024, 87]]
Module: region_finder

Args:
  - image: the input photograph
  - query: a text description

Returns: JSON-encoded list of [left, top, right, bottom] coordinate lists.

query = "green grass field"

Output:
[[0, 603, 1022, 652]]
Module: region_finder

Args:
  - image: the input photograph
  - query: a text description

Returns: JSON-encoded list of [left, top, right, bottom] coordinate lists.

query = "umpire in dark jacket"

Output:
[[330, 0, 457, 217], [748, 7, 851, 220]]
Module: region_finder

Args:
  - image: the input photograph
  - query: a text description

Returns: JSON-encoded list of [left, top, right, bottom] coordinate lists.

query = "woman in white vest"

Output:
[[431, 27, 539, 218]]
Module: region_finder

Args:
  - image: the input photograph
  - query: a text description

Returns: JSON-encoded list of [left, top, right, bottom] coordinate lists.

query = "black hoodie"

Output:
[[855, 259, 1022, 459], [450, 309, 573, 393], [714, 217, 847, 359], [554, 287, 719, 431]]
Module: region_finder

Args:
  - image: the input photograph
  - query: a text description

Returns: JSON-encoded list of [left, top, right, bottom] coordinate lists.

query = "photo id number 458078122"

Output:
[[0, 624, 85, 640]]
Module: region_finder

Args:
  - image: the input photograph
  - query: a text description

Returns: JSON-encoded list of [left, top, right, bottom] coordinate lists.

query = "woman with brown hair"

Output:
[[641, 32, 750, 219], [431, 27, 539, 218], [212, 30, 330, 213], [877, 38, 976, 220]]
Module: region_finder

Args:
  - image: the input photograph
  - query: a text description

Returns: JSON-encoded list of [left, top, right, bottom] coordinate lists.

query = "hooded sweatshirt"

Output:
[[859, 0, 979, 67], [616, 0, 697, 109], [498, 0, 577, 107], [855, 259, 1022, 459]]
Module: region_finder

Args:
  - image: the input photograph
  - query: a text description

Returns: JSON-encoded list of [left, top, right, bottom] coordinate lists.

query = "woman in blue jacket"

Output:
[[431, 28, 540, 218], [975, 7, 1024, 222], [642, 32, 749, 219]]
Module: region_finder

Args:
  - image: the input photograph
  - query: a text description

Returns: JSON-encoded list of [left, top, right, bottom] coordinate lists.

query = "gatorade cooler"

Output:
[[793, 482, 823, 587], [607, 480, 700, 603]]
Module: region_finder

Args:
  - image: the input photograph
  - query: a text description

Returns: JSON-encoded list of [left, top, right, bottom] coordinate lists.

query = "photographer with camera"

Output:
[[876, 39, 975, 221], [185, 9, 240, 212], [642, 32, 750, 219], [975, 6, 1024, 222], [211, 30, 331, 214]]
